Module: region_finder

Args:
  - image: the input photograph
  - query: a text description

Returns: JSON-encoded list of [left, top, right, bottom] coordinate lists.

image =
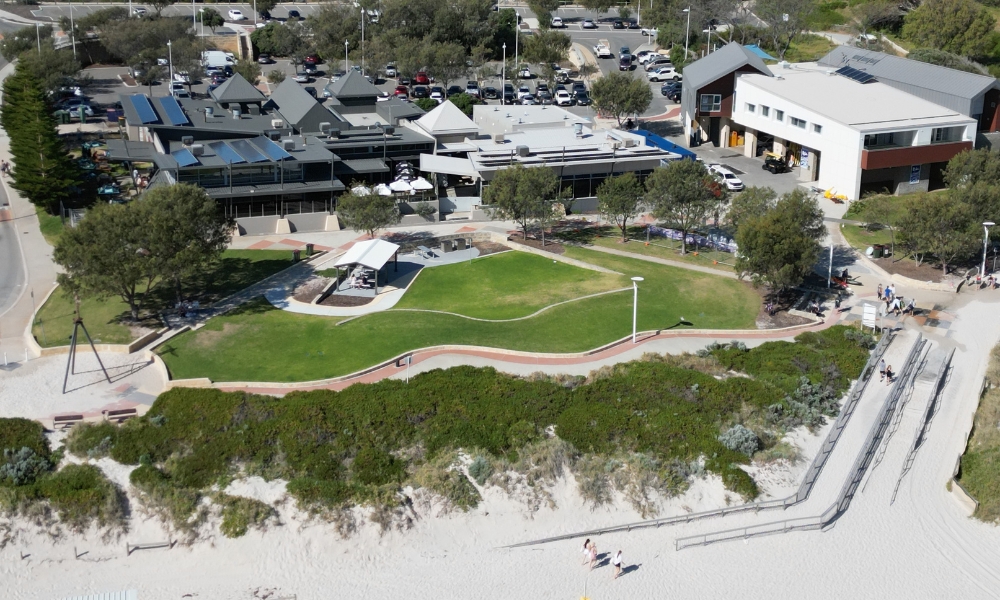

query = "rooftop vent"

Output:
[[181, 136, 194, 146], [232, 108, 242, 119], [190, 144, 204, 156], [268, 130, 281, 141], [204, 106, 214, 120], [384, 126, 394, 135], [248, 104, 260, 115], [271, 119, 284, 128], [516, 145, 529, 157], [574, 123, 583, 138], [493, 133, 505, 143], [319, 122, 332, 134], [282, 139, 295, 151]]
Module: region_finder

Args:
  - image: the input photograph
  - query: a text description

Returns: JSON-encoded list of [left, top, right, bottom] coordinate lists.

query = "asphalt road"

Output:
[[0, 208, 26, 324]]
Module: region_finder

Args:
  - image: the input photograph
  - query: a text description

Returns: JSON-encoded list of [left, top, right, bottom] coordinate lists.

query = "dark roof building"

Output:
[[266, 79, 344, 134], [209, 73, 266, 105]]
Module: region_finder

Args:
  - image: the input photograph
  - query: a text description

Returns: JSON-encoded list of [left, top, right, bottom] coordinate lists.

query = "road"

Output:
[[0, 206, 26, 322]]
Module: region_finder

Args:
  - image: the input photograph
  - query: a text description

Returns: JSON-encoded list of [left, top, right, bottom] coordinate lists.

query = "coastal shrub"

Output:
[[467, 455, 493, 486], [129, 463, 204, 533], [0, 447, 51, 486], [35, 464, 126, 532], [352, 447, 405, 486], [412, 452, 481, 511], [0, 418, 49, 459], [718, 425, 761, 457], [843, 327, 876, 350], [66, 422, 118, 458], [217, 494, 276, 538]]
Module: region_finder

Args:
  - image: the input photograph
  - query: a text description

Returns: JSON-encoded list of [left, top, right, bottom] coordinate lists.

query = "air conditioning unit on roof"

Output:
[[272, 119, 284, 128], [282, 139, 295, 151], [190, 144, 204, 156]]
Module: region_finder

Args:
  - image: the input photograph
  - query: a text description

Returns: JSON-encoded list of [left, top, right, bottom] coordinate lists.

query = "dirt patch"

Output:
[[755, 289, 814, 329], [472, 241, 509, 256], [319, 294, 374, 307], [868, 256, 955, 284], [509, 237, 565, 255], [293, 277, 330, 303], [188, 322, 243, 349]]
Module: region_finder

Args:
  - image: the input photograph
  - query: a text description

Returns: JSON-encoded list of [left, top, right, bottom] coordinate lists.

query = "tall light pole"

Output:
[[345, 40, 349, 73], [167, 40, 173, 97], [514, 11, 519, 75], [69, 3, 76, 60], [361, 9, 365, 76], [631, 276, 644, 344], [983, 221, 995, 280], [35, 23, 41, 53], [683, 7, 691, 60], [502, 42, 506, 105], [253, 0, 258, 26], [193, 0, 197, 29]]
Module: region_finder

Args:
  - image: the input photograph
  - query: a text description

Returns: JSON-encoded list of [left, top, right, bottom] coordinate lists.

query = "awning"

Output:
[[334, 158, 390, 175], [333, 239, 400, 270], [419, 153, 478, 178], [744, 44, 777, 61], [104, 139, 160, 162]]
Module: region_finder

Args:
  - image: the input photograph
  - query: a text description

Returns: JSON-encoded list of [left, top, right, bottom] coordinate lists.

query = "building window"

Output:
[[761, 105, 770, 117], [813, 124, 822, 134], [790, 117, 806, 129], [746, 103, 755, 113], [699, 94, 722, 112], [931, 127, 961, 143], [864, 132, 896, 148], [775, 109, 784, 122]]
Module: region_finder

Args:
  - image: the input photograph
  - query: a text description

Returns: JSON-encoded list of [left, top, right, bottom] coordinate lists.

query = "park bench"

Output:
[[103, 408, 138, 424], [416, 245, 434, 259], [52, 414, 84, 430]]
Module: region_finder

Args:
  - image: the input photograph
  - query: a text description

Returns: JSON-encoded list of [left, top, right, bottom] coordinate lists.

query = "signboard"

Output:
[[800, 148, 810, 169], [909, 164, 921, 185], [862, 304, 878, 329]]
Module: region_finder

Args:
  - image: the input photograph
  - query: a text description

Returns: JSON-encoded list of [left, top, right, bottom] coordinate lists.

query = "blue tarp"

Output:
[[633, 129, 698, 160], [744, 44, 777, 61]]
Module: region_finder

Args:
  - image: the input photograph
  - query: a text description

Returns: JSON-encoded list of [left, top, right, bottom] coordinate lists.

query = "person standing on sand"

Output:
[[582, 539, 591, 565], [612, 550, 623, 579], [589, 541, 598, 570], [879, 358, 887, 382]]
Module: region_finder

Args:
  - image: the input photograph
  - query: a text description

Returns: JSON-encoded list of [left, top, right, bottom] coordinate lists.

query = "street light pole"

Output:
[[345, 40, 349, 73], [361, 10, 365, 76], [683, 7, 691, 60], [502, 42, 506, 105], [69, 3, 76, 60], [631, 276, 644, 344], [167, 40, 173, 97], [514, 12, 519, 75], [982, 221, 995, 280], [35, 23, 40, 54]]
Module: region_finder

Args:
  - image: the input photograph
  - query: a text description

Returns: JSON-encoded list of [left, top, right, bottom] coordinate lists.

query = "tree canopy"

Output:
[[597, 173, 645, 242], [902, 0, 996, 58], [735, 190, 825, 292], [483, 164, 562, 241], [908, 48, 989, 75], [754, 0, 815, 60], [726, 186, 777, 234], [337, 186, 402, 238], [897, 193, 978, 273], [591, 72, 653, 126], [645, 160, 722, 254], [251, 21, 306, 58]]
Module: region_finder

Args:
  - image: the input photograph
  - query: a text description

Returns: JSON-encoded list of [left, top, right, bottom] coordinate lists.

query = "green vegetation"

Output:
[[554, 225, 736, 273], [0, 418, 125, 533], [157, 248, 760, 382], [959, 343, 1000, 521], [36, 208, 65, 246], [395, 251, 626, 319], [69, 326, 871, 528], [806, 1, 849, 30], [781, 34, 838, 63], [33, 249, 294, 347], [217, 494, 276, 538]]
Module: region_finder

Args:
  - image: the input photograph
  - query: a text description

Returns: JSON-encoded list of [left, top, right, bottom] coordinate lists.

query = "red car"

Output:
[[394, 85, 409, 98], [305, 53, 321, 64], [413, 71, 430, 85]]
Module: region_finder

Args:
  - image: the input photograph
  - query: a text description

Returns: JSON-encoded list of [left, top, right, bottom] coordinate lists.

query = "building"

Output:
[[681, 43, 773, 147], [817, 46, 1000, 134], [733, 67, 976, 199]]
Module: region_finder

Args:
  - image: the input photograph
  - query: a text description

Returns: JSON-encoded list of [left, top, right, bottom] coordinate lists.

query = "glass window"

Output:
[[761, 105, 770, 117], [790, 117, 806, 128], [775, 109, 784, 121], [699, 94, 721, 112], [813, 124, 822, 134], [746, 103, 755, 113]]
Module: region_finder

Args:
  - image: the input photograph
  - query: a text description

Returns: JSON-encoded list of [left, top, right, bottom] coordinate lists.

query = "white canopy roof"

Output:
[[410, 177, 433, 190], [419, 153, 478, 178], [333, 239, 400, 270], [414, 100, 480, 136]]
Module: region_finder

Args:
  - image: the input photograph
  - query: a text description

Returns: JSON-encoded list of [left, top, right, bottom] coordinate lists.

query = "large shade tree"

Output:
[[645, 160, 722, 254], [591, 71, 653, 126], [597, 173, 644, 242], [337, 185, 402, 238], [483, 164, 562, 242]]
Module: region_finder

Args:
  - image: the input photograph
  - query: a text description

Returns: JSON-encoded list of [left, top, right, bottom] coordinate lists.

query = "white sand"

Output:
[[4, 300, 1000, 599]]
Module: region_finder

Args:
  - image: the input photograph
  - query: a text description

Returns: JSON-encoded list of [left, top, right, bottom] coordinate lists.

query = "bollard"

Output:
[[292, 249, 301, 262], [3, 353, 6, 366], [306, 243, 314, 256]]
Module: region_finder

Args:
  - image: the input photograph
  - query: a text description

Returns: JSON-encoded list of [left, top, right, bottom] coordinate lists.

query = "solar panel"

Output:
[[251, 136, 293, 160], [159, 96, 189, 126], [171, 148, 199, 167], [128, 94, 159, 124], [835, 65, 876, 84], [208, 141, 246, 164], [229, 139, 269, 163]]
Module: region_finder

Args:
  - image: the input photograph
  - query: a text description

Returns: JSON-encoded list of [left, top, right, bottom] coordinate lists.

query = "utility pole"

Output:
[[69, 3, 76, 59]]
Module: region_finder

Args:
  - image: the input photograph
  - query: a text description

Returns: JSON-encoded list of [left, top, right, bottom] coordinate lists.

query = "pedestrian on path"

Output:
[[879, 358, 887, 382], [612, 550, 623, 579], [885, 365, 895, 385], [877, 283, 883, 300], [904, 298, 916, 315], [588, 541, 598, 570]]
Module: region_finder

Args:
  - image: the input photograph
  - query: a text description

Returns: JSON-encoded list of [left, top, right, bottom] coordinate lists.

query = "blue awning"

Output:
[[633, 130, 697, 160], [744, 44, 777, 61]]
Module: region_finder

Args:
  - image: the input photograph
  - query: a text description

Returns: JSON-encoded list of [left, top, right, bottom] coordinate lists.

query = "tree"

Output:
[[267, 69, 286, 84], [735, 190, 825, 291], [251, 20, 304, 57], [945, 148, 1000, 189], [644, 160, 719, 254], [579, 0, 615, 24], [255, 0, 278, 18], [754, 0, 816, 60], [54, 202, 156, 322], [726, 186, 777, 234], [908, 48, 989, 75], [897, 193, 978, 273], [483, 164, 562, 241], [597, 173, 644, 242], [337, 186, 401, 238], [148, 0, 176, 16], [201, 8, 225, 33], [850, 1, 899, 49], [423, 41, 469, 86], [0, 24, 53, 59], [17, 46, 82, 96], [521, 30, 571, 82], [137, 64, 164, 96], [447, 93, 480, 116], [591, 72, 653, 126], [414, 98, 439, 111], [527, 0, 561, 28], [861, 194, 899, 258], [234, 59, 262, 86], [902, 0, 995, 58]]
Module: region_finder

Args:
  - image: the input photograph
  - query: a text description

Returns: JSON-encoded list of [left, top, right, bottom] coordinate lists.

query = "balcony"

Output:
[[861, 141, 972, 170]]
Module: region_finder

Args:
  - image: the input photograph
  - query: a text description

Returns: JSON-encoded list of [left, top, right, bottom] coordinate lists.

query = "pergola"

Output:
[[332, 239, 400, 295]]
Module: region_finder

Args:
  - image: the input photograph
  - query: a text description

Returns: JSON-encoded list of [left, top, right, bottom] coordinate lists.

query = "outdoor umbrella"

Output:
[[374, 183, 393, 196], [410, 177, 433, 191], [352, 185, 372, 195], [389, 180, 412, 192]]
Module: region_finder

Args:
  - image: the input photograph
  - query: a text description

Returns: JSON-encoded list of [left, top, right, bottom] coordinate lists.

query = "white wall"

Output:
[[733, 79, 863, 198]]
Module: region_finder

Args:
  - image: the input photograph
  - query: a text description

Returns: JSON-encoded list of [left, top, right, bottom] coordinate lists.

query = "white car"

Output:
[[376, 92, 390, 102], [582, 19, 596, 29], [227, 9, 245, 21], [645, 57, 672, 71], [517, 85, 531, 100], [554, 90, 574, 106], [293, 72, 310, 83], [709, 165, 745, 191], [519, 66, 531, 79], [157, 57, 169, 66], [430, 87, 445, 103], [640, 27, 658, 36], [648, 66, 681, 81], [132, 7, 146, 16], [385, 64, 397, 78], [173, 71, 190, 84], [551, 17, 564, 28], [465, 81, 480, 97]]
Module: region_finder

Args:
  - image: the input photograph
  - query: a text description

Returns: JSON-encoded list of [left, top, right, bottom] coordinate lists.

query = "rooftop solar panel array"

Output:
[[208, 141, 246, 164], [128, 94, 159, 124], [159, 96, 190, 126], [252, 136, 293, 160], [229, 139, 269, 163], [835, 65, 876, 84], [171, 148, 200, 167]]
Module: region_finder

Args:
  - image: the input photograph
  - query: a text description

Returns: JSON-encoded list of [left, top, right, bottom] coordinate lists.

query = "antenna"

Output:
[[62, 291, 112, 394]]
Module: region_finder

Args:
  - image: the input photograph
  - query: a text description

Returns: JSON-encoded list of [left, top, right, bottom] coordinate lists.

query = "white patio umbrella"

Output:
[[351, 185, 372, 195], [374, 183, 393, 196], [410, 177, 433, 191], [389, 180, 413, 192]]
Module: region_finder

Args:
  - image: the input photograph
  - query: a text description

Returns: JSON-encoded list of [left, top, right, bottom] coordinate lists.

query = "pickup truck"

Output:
[[593, 40, 613, 59]]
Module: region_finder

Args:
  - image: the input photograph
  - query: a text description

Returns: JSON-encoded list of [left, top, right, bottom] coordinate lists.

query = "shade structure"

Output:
[[410, 177, 433, 191], [374, 183, 393, 196], [333, 239, 401, 271], [351, 185, 372, 195], [389, 180, 413, 192]]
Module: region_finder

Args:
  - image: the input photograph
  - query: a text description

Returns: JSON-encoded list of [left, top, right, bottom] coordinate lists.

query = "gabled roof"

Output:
[[210, 73, 266, 104], [684, 42, 773, 91], [414, 100, 479, 136], [267, 79, 336, 133], [334, 239, 400, 270], [326, 70, 381, 99], [818, 46, 998, 100]]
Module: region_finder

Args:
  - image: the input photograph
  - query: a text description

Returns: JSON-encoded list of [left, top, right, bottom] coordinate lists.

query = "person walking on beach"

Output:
[[588, 541, 598, 570], [581, 539, 591, 566], [879, 358, 887, 382], [612, 550, 623, 579]]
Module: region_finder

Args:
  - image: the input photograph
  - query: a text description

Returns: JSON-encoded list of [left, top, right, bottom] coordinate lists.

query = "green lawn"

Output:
[[840, 224, 895, 252], [781, 34, 837, 63], [556, 225, 736, 273], [157, 247, 761, 382], [36, 209, 65, 247], [33, 250, 294, 348], [394, 251, 628, 319]]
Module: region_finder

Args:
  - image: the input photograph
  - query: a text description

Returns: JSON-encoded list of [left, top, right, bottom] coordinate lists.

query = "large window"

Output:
[[790, 116, 806, 129], [931, 127, 963, 143], [813, 124, 823, 134], [699, 94, 722, 112], [864, 132, 895, 148]]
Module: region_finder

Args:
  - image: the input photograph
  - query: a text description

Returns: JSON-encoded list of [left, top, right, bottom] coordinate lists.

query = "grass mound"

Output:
[[959, 343, 1000, 521]]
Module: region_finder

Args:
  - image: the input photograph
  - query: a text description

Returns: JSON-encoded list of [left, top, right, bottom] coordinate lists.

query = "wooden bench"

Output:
[[103, 408, 138, 424], [52, 414, 84, 430]]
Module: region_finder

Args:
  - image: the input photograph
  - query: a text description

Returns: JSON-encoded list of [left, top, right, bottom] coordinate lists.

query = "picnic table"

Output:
[[98, 183, 120, 195], [416, 245, 434, 259]]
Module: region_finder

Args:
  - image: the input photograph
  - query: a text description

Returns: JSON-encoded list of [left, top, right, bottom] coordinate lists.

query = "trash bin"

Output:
[[305, 243, 314, 256], [292, 249, 301, 262], [456, 238, 466, 251], [441, 240, 452, 253], [872, 244, 884, 259]]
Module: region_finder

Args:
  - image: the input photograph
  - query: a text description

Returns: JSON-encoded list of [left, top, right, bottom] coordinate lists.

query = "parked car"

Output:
[[627, 20, 639, 29], [555, 90, 574, 106], [521, 94, 536, 105], [385, 63, 397, 78], [60, 103, 94, 117], [376, 92, 390, 102], [648, 65, 681, 81], [257, 53, 273, 64], [466, 80, 481, 97], [556, 70, 571, 84], [303, 86, 317, 98], [173, 71, 190, 84], [709, 165, 745, 191], [399, 76, 411, 86], [613, 19, 624, 29], [667, 89, 681, 103], [640, 27, 658, 36], [619, 46, 631, 57], [394, 85, 409, 98], [306, 53, 321, 64], [414, 71, 430, 85], [571, 81, 587, 94], [517, 85, 531, 100], [430, 86, 445, 103], [293, 72, 311, 83], [537, 89, 553, 104], [330, 71, 345, 82], [574, 90, 591, 106], [171, 88, 190, 99], [519, 65, 531, 79], [535, 82, 549, 94], [762, 154, 789, 174], [636, 50, 652, 63], [660, 81, 682, 96], [132, 7, 146, 16], [156, 57, 169, 66], [645, 56, 672, 71], [619, 55, 633, 71], [551, 17, 564, 28], [287, 9, 301, 19], [503, 83, 515, 104], [447, 85, 464, 97], [582, 18, 596, 29], [412, 85, 429, 98], [483, 86, 499, 99], [227, 9, 245, 20]]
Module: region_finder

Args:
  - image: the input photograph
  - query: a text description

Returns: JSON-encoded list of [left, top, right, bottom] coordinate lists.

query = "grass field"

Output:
[[33, 250, 294, 348], [36, 209, 66, 247], [782, 34, 837, 63], [157, 247, 761, 382], [840, 224, 894, 253], [394, 251, 627, 319], [556, 225, 736, 273]]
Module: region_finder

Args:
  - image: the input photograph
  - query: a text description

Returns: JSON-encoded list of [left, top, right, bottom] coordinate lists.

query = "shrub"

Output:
[[0, 447, 51, 486], [467, 455, 493, 486], [352, 447, 405, 486], [843, 327, 876, 350], [0, 418, 49, 459], [217, 494, 275, 538], [129, 464, 203, 534], [36, 464, 126, 532], [411, 452, 481, 511], [718, 425, 760, 457]]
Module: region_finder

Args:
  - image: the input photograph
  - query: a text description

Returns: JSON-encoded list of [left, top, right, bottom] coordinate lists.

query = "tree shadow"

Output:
[[551, 222, 608, 245]]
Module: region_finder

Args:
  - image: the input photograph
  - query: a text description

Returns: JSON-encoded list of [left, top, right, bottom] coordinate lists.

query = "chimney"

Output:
[[232, 108, 242, 119]]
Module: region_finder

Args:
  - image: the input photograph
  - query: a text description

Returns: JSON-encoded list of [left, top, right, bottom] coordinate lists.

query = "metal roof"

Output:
[[267, 79, 337, 132], [210, 73, 266, 104], [334, 158, 389, 174], [326, 70, 382, 99], [202, 178, 345, 198], [684, 42, 773, 92], [415, 100, 479, 136], [334, 239, 400, 270]]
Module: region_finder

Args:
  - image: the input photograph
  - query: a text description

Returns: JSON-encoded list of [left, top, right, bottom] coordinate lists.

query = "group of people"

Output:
[[1, 160, 10, 176], [581, 539, 624, 579], [878, 358, 895, 386], [877, 283, 915, 317]]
